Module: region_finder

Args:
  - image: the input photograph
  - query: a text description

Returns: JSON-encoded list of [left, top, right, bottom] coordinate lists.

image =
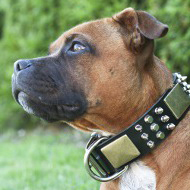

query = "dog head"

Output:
[[12, 8, 170, 133]]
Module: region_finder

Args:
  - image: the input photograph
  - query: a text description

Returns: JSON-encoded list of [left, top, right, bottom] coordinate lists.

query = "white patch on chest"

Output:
[[119, 161, 156, 190]]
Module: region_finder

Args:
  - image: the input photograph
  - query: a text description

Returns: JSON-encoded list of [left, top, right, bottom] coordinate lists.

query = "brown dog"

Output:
[[12, 7, 190, 190]]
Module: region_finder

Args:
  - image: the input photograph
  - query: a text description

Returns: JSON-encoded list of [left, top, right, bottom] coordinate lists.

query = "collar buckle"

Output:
[[84, 133, 128, 182]]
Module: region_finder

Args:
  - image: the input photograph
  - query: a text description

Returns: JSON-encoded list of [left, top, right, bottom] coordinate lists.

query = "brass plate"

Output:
[[101, 135, 140, 168], [164, 83, 190, 119]]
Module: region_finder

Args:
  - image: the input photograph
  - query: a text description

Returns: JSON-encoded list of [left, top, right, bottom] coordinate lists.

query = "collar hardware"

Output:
[[164, 83, 190, 119], [84, 134, 129, 182], [84, 73, 190, 182]]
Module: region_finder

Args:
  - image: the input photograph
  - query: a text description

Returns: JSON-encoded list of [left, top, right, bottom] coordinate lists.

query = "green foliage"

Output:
[[0, 0, 189, 130]]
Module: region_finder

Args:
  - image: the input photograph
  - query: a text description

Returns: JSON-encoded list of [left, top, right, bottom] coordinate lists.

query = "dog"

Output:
[[12, 7, 190, 190]]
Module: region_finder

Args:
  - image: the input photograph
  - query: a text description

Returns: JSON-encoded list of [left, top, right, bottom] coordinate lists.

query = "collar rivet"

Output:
[[141, 133, 149, 140], [155, 107, 164, 114], [161, 115, 170, 122], [150, 123, 159, 131], [176, 73, 182, 78], [144, 115, 153, 123], [147, 141, 155, 148], [156, 131, 165, 139], [135, 124, 143, 132], [181, 76, 187, 82], [182, 82, 188, 86], [166, 123, 176, 130]]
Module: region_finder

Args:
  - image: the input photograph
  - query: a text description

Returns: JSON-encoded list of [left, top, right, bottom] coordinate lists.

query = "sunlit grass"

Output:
[[0, 129, 100, 190]]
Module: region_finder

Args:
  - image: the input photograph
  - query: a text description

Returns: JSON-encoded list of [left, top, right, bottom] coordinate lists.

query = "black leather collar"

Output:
[[84, 73, 190, 182]]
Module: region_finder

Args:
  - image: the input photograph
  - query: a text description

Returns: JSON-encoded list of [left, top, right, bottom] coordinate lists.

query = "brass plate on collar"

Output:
[[164, 83, 190, 119], [101, 135, 140, 168]]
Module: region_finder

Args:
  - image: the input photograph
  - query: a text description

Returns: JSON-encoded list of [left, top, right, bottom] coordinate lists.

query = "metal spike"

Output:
[[182, 82, 188, 87], [147, 141, 155, 148], [181, 76, 187, 81], [141, 133, 149, 140], [166, 123, 176, 130], [144, 115, 154, 123], [150, 123, 159, 132], [161, 115, 170, 122], [156, 131, 165, 139], [176, 73, 182, 78], [155, 107, 164, 114], [135, 124, 143, 132]]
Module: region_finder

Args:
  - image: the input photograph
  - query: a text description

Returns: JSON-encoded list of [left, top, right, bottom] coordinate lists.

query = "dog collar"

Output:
[[84, 73, 190, 182]]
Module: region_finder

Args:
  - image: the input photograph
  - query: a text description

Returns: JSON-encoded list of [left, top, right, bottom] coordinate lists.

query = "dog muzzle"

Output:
[[84, 73, 190, 182]]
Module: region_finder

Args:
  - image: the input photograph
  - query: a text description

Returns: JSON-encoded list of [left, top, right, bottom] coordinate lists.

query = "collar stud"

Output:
[[155, 107, 164, 114], [135, 124, 143, 132], [147, 141, 155, 148], [144, 115, 154, 123], [166, 123, 176, 130], [141, 133, 149, 140], [156, 131, 165, 139], [161, 115, 170, 122], [150, 123, 159, 131], [180, 76, 188, 81]]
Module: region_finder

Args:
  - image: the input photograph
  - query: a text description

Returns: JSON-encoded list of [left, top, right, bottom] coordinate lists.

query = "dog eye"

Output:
[[70, 42, 86, 52]]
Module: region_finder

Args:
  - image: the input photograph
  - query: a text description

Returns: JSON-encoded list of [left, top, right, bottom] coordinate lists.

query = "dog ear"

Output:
[[113, 8, 139, 34], [113, 8, 168, 46], [136, 10, 169, 39]]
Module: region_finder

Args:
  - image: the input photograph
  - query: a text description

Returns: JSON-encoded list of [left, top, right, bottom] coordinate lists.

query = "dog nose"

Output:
[[14, 59, 32, 72]]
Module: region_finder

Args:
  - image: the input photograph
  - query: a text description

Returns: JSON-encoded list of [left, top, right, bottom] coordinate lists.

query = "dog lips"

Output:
[[18, 92, 34, 115]]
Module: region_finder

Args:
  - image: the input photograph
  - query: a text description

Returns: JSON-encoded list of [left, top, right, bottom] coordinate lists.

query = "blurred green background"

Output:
[[0, 0, 189, 189], [0, 0, 190, 131]]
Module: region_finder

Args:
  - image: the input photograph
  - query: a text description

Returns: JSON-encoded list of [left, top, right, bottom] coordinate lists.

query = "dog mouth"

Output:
[[14, 91, 86, 122], [11, 57, 88, 122]]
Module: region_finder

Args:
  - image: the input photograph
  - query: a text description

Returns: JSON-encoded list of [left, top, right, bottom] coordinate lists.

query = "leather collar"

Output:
[[84, 73, 190, 182]]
